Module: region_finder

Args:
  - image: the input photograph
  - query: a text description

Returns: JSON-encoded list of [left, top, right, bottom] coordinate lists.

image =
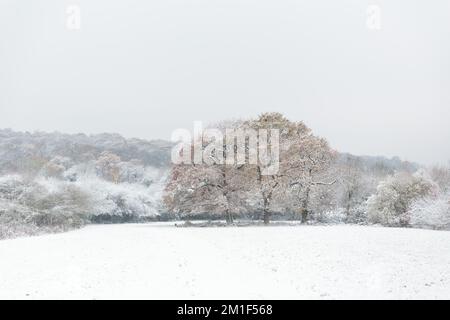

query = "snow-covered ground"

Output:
[[1, 224, 450, 299]]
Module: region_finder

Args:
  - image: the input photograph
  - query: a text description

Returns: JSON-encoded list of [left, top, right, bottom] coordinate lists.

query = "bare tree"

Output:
[[164, 120, 250, 223], [243, 113, 336, 224], [286, 133, 336, 223]]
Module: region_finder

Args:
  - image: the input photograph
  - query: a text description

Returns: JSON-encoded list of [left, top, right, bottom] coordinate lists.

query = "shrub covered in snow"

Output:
[[74, 177, 162, 222], [0, 172, 165, 238], [311, 203, 368, 225], [409, 193, 450, 230], [0, 176, 91, 239], [367, 170, 438, 226], [0, 199, 39, 239], [313, 208, 347, 224]]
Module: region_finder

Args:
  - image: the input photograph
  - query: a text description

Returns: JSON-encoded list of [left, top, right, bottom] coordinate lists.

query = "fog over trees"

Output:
[[1, 113, 449, 239]]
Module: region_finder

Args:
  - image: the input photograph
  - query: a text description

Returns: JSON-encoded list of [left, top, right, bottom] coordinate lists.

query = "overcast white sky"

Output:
[[0, 0, 449, 165]]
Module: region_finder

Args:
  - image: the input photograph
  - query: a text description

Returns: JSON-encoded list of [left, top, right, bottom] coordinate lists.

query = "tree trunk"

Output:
[[300, 186, 311, 224], [263, 210, 270, 225], [301, 209, 308, 223], [225, 209, 234, 224], [345, 190, 353, 222], [263, 197, 270, 225], [221, 165, 233, 225]]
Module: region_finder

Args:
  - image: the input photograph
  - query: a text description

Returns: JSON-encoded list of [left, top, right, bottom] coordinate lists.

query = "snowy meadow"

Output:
[[1, 223, 450, 299]]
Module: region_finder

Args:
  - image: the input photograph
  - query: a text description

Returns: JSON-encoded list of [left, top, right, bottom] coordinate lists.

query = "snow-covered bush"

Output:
[[0, 199, 40, 239], [0, 176, 91, 239], [311, 203, 368, 225], [24, 178, 91, 228], [73, 177, 161, 222], [367, 170, 438, 226], [313, 208, 347, 224], [345, 203, 368, 224], [0, 174, 25, 200], [0, 172, 165, 238], [409, 193, 450, 230]]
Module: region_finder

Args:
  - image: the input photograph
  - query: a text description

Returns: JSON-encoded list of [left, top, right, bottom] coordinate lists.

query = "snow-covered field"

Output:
[[1, 223, 450, 300]]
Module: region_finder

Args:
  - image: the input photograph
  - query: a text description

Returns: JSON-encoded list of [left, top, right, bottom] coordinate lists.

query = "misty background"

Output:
[[0, 0, 449, 165]]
